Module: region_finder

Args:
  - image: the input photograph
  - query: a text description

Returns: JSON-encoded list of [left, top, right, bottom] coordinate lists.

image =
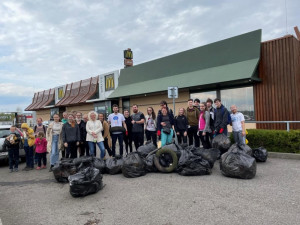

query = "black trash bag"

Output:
[[212, 134, 231, 154], [177, 154, 211, 176], [220, 151, 257, 179], [162, 143, 182, 158], [178, 149, 194, 167], [143, 154, 158, 173], [122, 152, 147, 178], [228, 144, 253, 156], [253, 147, 268, 162], [105, 156, 124, 175], [183, 145, 199, 152], [192, 148, 221, 168], [68, 167, 103, 197], [93, 158, 106, 173], [137, 142, 157, 157], [53, 159, 77, 183], [73, 156, 93, 167]]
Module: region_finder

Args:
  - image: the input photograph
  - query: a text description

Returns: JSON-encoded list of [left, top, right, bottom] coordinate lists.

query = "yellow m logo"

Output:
[[105, 76, 114, 90], [58, 88, 64, 100]]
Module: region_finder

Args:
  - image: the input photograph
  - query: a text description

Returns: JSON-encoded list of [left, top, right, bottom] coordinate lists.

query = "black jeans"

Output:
[[66, 142, 77, 159], [36, 152, 47, 167], [176, 130, 187, 144], [104, 137, 113, 156], [123, 133, 133, 154], [198, 131, 211, 149], [111, 133, 123, 156], [187, 126, 200, 147], [145, 130, 157, 147], [79, 141, 90, 157], [132, 132, 144, 150], [8, 148, 19, 169]]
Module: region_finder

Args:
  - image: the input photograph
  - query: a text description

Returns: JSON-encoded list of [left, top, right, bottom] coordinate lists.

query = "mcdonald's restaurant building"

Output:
[[25, 29, 300, 130]]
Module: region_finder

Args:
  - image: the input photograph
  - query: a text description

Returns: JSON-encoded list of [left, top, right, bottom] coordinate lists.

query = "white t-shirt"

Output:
[[108, 113, 125, 127], [231, 112, 245, 132]]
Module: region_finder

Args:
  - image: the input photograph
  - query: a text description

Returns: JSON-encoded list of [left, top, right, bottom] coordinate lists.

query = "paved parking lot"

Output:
[[0, 157, 299, 225]]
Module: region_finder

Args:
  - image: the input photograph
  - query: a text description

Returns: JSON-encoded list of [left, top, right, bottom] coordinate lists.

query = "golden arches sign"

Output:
[[105, 75, 114, 91], [58, 87, 64, 100]]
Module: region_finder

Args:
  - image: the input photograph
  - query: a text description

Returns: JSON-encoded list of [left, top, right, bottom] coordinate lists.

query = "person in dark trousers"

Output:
[[123, 109, 133, 154], [174, 107, 188, 145], [76, 112, 86, 157], [145, 107, 157, 147], [61, 112, 68, 158], [79, 114, 90, 156], [131, 104, 145, 150], [206, 98, 215, 142], [198, 102, 212, 149], [99, 113, 113, 157], [194, 98, 201, 111], [3, 125, 21, 173], [21, 123, 35, 171], [33, 118, 47, 165], [186, 99, 200, 147], [157, 100, 173, 141], [108, 104, 128, 157], [213, 98, 229, 136], [34, 132, 47, 170], [62, 114, 80, 159]]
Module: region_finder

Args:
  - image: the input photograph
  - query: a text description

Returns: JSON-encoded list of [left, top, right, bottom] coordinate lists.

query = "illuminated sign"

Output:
[[124, 49, 133, 59], [58, 87, 64, 100], [105, 74, 115, 91]]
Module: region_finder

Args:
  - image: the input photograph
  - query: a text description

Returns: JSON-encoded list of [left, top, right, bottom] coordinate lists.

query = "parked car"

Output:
[[0, 125, 25, 162]]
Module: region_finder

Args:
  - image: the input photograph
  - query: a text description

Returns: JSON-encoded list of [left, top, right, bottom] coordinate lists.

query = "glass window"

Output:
[[190, 91, 216, 103], [220, 87, 255, 120], [122, 99, 130, 112], [50, 108, 59, 120]]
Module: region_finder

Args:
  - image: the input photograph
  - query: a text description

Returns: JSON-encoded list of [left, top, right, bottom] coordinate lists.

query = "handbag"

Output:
[[162, 127, 171, 134]]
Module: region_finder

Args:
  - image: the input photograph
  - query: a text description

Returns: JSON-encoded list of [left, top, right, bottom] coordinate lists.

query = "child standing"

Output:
[[34, 132, 47, 170], [174, 108, 188, 145], [198, 102, 212, 149]]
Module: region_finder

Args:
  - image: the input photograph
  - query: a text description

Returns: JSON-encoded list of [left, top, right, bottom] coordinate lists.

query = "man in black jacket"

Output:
[[213, 98, 229, 136], [79, 114, 90, 156], [3, 125, 21, 172]]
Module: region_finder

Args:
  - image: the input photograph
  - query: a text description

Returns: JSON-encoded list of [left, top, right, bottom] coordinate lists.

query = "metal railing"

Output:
[[245, 121, 300, 132]]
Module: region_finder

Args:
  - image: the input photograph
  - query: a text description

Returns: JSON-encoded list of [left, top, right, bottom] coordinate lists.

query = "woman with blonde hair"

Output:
[[86, 111, 105, 159]]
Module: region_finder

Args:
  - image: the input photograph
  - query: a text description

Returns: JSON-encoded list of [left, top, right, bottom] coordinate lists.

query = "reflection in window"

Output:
[[190, 91, 216, 103], [220, 87, 255, 120]]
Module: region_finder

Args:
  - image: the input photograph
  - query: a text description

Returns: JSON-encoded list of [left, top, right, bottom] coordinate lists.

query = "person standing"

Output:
[[145, 107, 157, 147], [34, 132, 47, 170], [194, 98, 201, 111], [198, 102, 212, 149], [186, 99, 200, 147], [76, 112, 85, 157], [157, 107, 175, 147], [99, 113, 113, 157], [131, 105, 145, 150], [86, 111, 105, 159], [3, 125, 21, 172], [174, 108, 188, 145], [62, 114, 80, 159], [230, 105, 246, 146], [108, 104, 128, 157], [123, 109, 133, 154], [61, 112, 68, 158], [47, 114, 63, 171], [33, 118, 47, 165], [79, 114, 90, 157], [21, 123, 35, 171], [206, 98, 215, 142], [214, 98, 230, 136]]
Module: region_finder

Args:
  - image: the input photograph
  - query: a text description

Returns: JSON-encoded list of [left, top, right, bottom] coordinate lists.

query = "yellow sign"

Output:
[[124, 49, 133, 59], [58, 87, 64, 100], [105, 75, 114, 91]]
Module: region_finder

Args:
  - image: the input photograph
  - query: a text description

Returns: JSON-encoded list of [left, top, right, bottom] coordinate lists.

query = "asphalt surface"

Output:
[[0, 156, 299, 225]]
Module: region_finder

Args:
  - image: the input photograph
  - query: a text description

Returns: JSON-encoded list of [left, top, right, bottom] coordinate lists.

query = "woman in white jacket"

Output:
[[86, 111, 105, 159]]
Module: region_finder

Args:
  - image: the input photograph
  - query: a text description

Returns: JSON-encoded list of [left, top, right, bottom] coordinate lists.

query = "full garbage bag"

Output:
[[177, 153, 211, 176], [162, 143, 182, 158], [93, 158, 106, 173], [228, 144, 253, 156], [137, 142, 157, 157], [253, 147, 268, 162], [68, 167, 103, 197], [105, 155, 124, 175], [192, 148, 220, 168], [220, 151, 257, 179], [53, 159, 77, 183], [143, 154, 158, 172], [212, 134, 231, 154], [122, 152, 147, 178]]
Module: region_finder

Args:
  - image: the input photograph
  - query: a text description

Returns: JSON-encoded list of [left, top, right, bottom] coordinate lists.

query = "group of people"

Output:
[[3, 98, 246, 173]]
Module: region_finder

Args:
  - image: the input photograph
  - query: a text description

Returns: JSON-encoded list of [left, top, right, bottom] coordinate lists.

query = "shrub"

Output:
[[230, 129, 300, 154]]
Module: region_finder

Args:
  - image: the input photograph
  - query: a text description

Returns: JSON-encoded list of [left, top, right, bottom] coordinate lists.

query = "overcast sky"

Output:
[[0, 0, 299, 112]]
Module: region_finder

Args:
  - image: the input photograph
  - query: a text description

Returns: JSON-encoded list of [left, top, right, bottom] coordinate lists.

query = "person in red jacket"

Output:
[[34, 132, 47, 170]]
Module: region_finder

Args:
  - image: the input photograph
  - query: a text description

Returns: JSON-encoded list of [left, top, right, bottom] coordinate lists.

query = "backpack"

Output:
[[214, 107, 231, 125], [34, 125, 46, 134]]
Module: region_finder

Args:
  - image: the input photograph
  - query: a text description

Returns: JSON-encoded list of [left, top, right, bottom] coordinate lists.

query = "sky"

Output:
[[0, 0, 299, 112]]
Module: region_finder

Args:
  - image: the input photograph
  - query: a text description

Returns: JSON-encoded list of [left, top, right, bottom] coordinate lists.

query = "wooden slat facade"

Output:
[[254, 35, 300, 129]]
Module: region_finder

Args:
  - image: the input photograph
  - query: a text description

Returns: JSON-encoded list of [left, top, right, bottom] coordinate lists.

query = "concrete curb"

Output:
[[268, 152, 300, 160]]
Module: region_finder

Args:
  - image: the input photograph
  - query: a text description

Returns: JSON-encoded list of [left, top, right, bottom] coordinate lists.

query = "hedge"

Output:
[[230, 129, 300, 154]]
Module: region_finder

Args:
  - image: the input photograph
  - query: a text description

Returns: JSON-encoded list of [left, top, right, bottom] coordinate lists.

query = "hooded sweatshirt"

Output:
[[21, 123, 35, 147]]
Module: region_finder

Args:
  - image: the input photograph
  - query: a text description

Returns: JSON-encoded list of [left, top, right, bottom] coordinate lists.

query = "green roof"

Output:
[[109, 29, 261, 98]]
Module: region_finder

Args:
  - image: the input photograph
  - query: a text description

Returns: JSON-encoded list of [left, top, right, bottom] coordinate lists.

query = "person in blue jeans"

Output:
[[157, 107, 175, 147], [21, 123, 35, 171], [47, 114, 63, 172], [86, 111, 106, 159]]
